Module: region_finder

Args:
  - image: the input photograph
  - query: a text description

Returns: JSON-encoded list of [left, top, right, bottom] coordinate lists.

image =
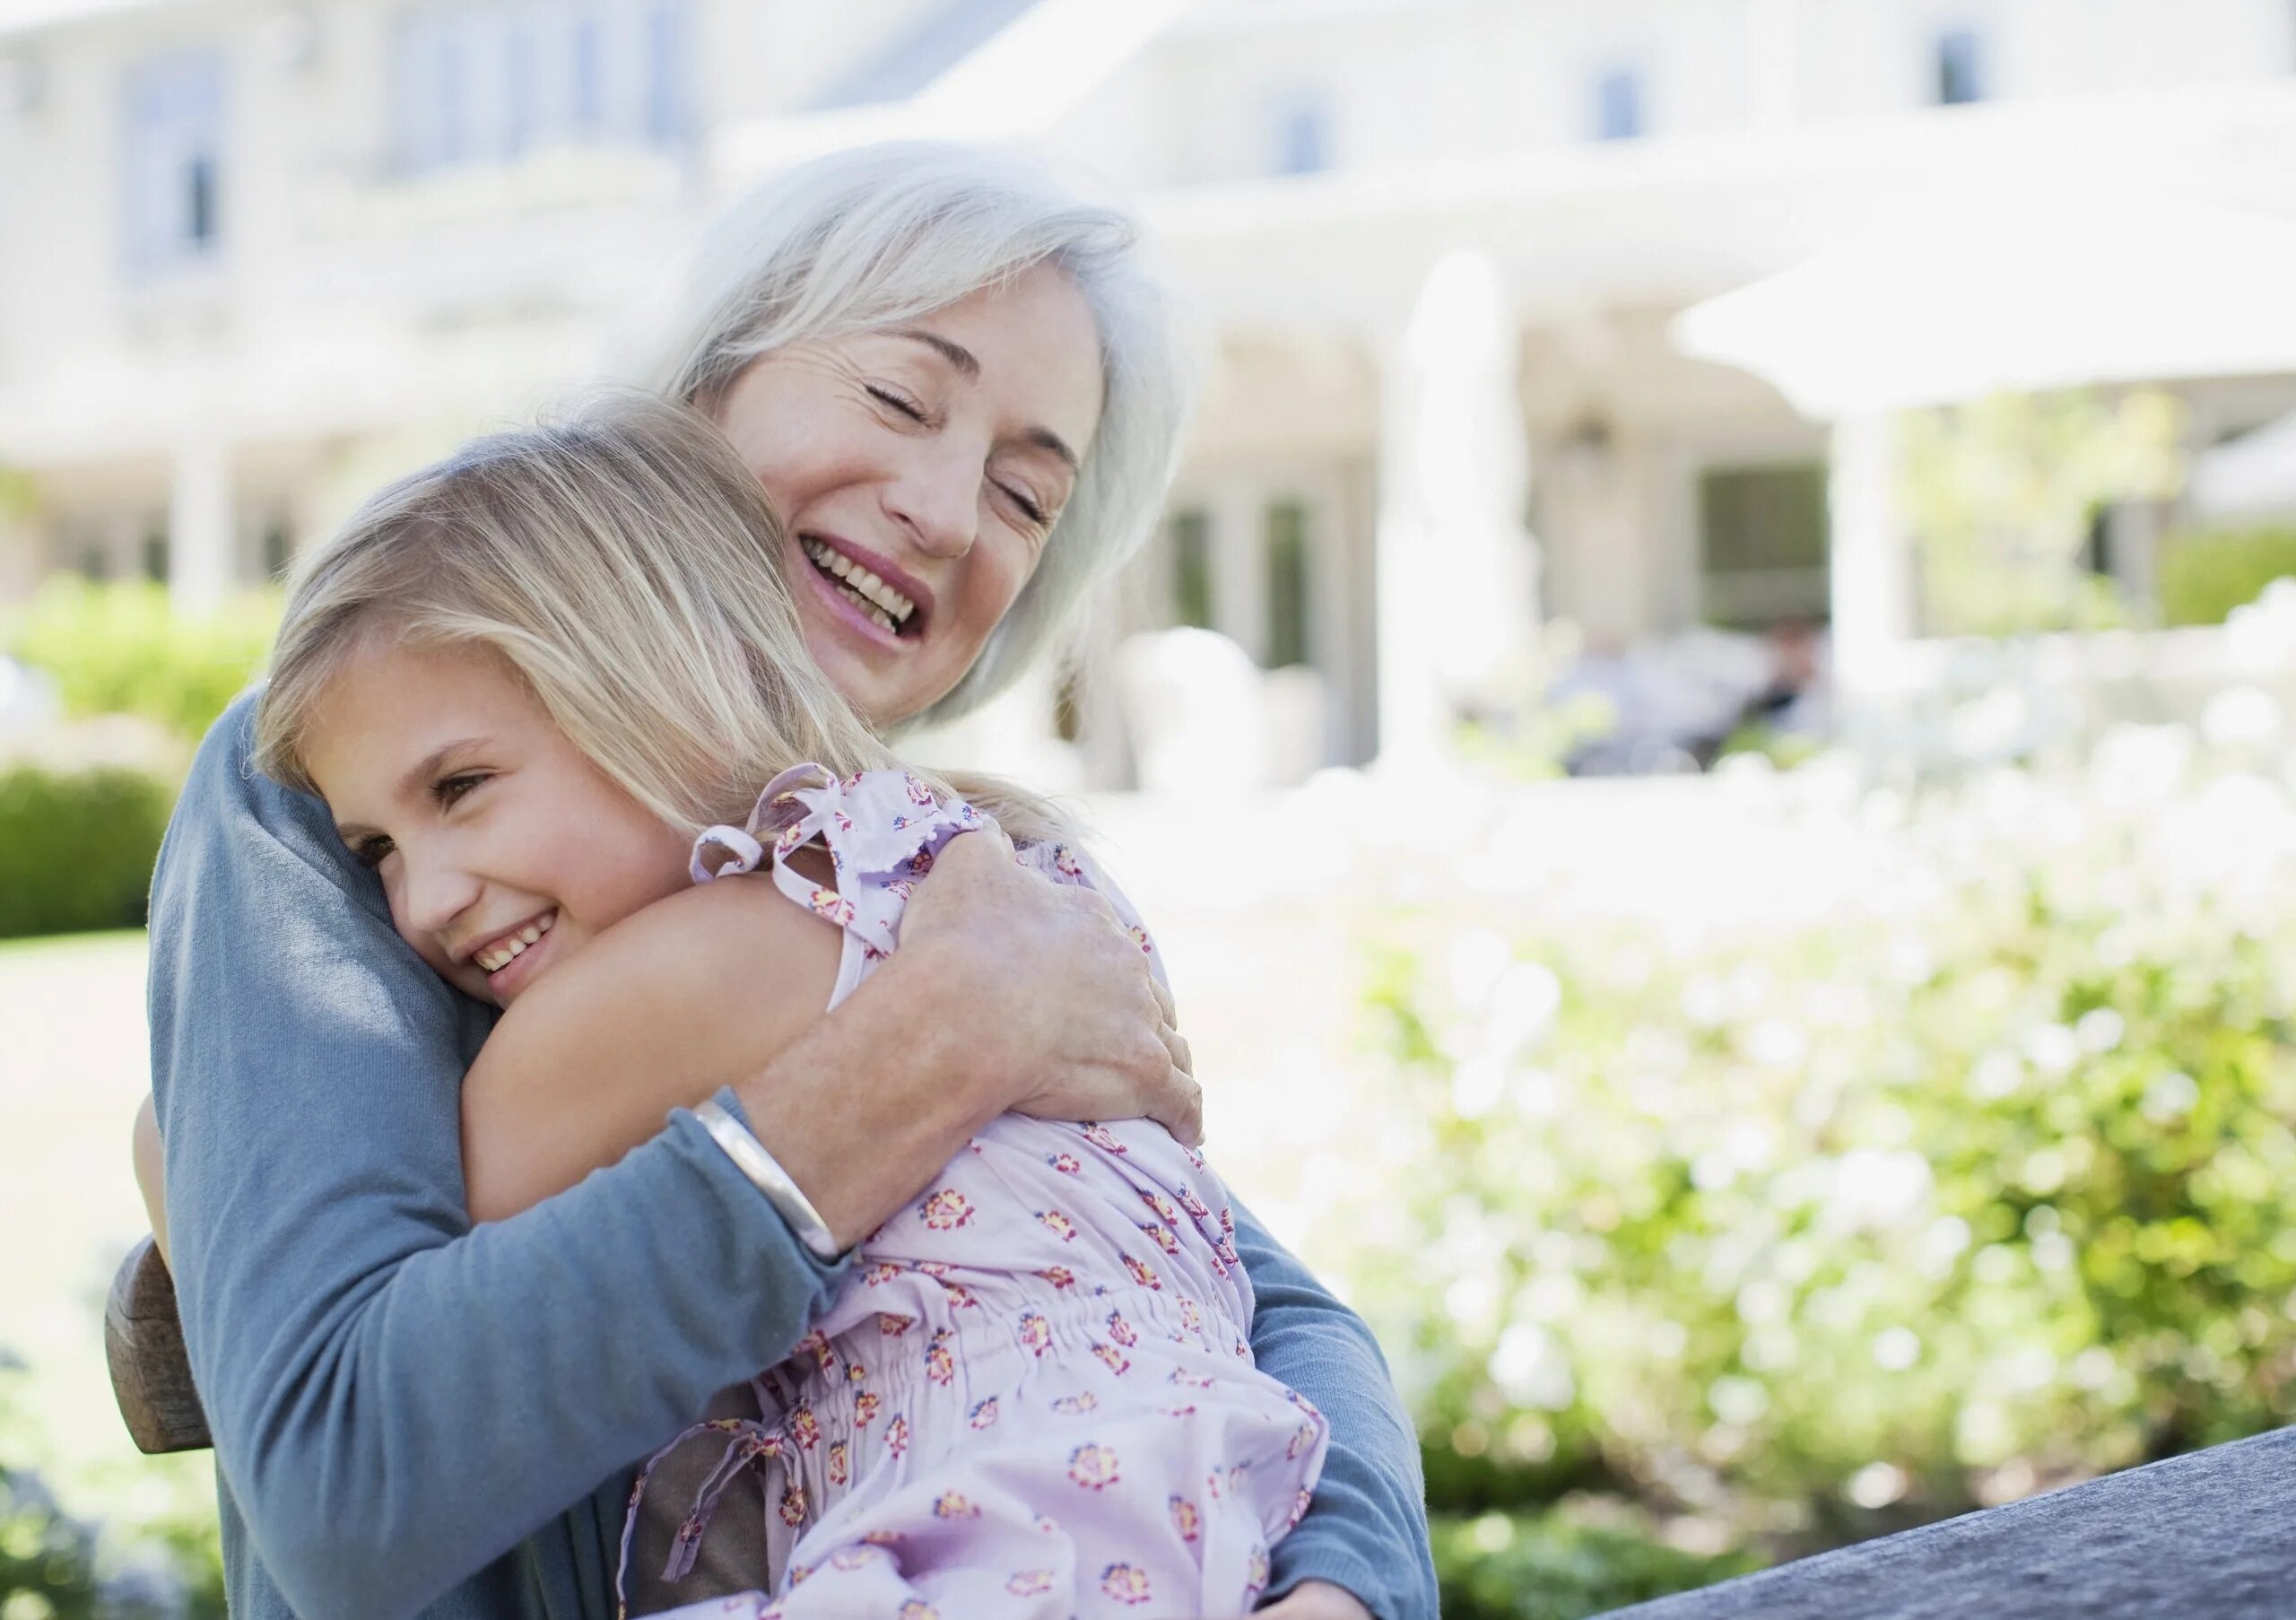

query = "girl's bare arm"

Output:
[[462, 826, 1202, 1240], [459, 875, 840, 1224]]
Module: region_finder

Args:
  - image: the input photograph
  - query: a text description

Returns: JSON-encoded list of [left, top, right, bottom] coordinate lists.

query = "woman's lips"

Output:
[[798, 539, 915, 652]]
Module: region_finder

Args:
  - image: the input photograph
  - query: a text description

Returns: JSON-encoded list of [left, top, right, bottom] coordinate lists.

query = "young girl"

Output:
[[250, 394, 1326, 1618]]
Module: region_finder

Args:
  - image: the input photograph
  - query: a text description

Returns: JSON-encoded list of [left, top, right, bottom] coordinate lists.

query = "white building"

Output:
[[4, 0, 2296, 780]]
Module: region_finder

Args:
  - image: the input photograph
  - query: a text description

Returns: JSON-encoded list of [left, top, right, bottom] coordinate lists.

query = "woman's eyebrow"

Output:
[[888, 327, 979, 379], [885, 327, 1081, 472]]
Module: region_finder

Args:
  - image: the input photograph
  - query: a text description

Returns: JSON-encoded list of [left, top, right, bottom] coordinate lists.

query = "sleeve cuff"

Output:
[[1267, 1535, 1406, 1620], [666, 1093, 850, 1285]]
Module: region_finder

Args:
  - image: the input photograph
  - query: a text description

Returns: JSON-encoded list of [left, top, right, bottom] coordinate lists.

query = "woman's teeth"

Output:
[[475, 911, 555, 974], [802, 538, 915, 633]]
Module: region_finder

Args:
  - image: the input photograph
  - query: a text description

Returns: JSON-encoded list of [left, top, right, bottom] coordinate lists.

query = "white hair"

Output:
[[621, 141, 1197, 727]]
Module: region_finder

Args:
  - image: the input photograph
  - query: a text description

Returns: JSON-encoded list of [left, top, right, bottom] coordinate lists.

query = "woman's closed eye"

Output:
[[996, 480, 1050, 527], [865, 383, 931, 424], [350, 832, 396, 869]]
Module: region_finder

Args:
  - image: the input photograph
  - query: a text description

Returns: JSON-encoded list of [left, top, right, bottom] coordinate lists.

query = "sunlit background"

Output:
[[7, 3, 2296, 1616]]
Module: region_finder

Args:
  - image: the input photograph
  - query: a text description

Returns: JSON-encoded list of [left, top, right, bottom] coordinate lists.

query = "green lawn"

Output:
[[0, 929, 217, 1551]]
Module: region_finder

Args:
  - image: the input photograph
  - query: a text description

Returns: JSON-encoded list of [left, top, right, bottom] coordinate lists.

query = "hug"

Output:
[[138, 142, 1438, 1619]]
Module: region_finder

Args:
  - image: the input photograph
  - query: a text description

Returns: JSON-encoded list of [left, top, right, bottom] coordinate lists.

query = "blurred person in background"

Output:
[[134, 143, 1433, 1620]]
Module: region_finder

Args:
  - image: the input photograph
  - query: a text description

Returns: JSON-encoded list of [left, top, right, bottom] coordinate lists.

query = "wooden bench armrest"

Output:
[[105, 1235, 212, 1454]]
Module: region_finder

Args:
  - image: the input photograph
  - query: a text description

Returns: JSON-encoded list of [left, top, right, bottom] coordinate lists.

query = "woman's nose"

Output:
[[883, 443, 982, 561]]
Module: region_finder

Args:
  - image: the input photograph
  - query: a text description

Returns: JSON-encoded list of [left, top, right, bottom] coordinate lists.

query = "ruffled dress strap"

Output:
[[687, 764, 984, 997]]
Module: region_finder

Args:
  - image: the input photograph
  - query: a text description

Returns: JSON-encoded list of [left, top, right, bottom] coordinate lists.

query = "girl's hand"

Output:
[[1243, 1580, 1376, 1619], [896, 827, 1203, 1145]]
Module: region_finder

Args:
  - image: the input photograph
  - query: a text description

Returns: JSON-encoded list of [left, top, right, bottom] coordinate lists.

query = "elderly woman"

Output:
[[144, 144, 1434, 1620]]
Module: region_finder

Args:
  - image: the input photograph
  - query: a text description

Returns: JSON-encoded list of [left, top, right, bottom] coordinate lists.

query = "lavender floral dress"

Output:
[[621, 766, 1327, 1620]]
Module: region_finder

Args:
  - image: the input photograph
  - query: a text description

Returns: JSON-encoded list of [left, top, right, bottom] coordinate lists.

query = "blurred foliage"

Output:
[[1899, 389, 2184, 637], [0, 764, 174, 938], [1432, 1511, 1763, 1620], [6, 579, 275, 742], [2156, 527, 2296, 628], [1714, 720, 1822, 771], [0, 1354, 223, 1619], [1456, 629, 1638, 781], [0, 464, 33, 522], [1354, 751, 2296, 1569]]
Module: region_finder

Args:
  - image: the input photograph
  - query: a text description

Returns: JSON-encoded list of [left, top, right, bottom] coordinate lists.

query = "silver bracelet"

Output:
[[694, 1099, 846, 1262]]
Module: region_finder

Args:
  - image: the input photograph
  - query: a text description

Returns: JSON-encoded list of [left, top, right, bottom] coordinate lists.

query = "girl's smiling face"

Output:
[[303, 638, 693, 1007]]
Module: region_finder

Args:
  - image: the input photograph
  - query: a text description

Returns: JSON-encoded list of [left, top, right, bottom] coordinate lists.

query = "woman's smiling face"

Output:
[[711, 261, 1106, 729], [304, 638, 693, 1008]]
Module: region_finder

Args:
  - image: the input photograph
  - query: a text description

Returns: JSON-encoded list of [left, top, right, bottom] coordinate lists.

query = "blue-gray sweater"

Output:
[[148, 694, 1436, 1620]]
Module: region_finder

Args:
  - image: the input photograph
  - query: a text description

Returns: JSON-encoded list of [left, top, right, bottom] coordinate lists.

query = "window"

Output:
[[1168, 509, 1213, 630], [641, 0, 693, 143], [1935, 27, 1985, 105], [570, 10, 604, 128], [124, 51, 224, 271], [141, 528, 170, 584], [391, 1, 694, 175], [1273, 95, 1330, 175], [1698, 464, 1830, 629], [1594, 66, 1644, 141], [261, 518, 292, 580], [1264, 500, 1312, 668], [392, 13, 467, 169]]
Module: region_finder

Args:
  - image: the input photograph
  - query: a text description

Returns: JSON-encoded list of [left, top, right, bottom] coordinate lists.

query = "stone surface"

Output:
[[1610, 1427, 2296, 1619]]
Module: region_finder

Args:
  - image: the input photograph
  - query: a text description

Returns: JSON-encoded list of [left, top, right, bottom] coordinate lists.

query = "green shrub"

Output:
[[1354, 765, 2296, 1548], [0, 1353, 222, 1618], [2156, 527, 2296, 627], [1433, 1512, 1763, 1620], [6, 578, 275, 742], [0, 763, 174, 937]]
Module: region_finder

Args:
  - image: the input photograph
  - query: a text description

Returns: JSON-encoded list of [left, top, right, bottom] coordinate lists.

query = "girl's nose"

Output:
[[396, 852, 483, 939]]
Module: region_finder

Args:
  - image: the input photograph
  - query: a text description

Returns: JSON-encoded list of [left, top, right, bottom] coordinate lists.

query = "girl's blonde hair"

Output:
[[621, 141, 1197, 728], [255, 393, 1063, 845]]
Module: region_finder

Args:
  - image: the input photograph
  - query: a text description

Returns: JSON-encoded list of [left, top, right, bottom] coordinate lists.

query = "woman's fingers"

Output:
[[1149, 975, 1178, 1032], [1149, 1060, 1205, 1148]]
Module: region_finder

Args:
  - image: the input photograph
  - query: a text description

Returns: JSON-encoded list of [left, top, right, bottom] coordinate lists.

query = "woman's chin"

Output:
[[804, 623, 924, 728]]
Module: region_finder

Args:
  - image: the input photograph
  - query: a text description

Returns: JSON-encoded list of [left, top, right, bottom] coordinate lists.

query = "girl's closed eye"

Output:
[[351, 832, 396, 869], [433, 771, 490, 809]]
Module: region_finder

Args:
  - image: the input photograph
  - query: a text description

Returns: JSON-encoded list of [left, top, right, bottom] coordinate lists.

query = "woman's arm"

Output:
[[153, 696, 1191, 1620], [1235, 1201, 1438, 1620]]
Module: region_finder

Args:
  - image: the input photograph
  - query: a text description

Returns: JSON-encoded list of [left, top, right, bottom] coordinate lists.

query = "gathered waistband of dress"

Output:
[[776, 1279, 1249, 1413]]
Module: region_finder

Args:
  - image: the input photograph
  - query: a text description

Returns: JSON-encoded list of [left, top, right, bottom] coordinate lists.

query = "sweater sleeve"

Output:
[[1234, 1198, 1437, 1620], [148, 694, 847, 1620]]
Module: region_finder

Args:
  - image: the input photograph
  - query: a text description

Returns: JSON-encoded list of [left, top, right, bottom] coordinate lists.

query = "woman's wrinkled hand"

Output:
[[897, 827, 1202, 1145]]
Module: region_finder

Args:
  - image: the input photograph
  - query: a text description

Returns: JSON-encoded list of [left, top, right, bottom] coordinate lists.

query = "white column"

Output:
[[1207, 476, 1265, 666], [1373, 250, 1539, 773], [1827, 412, 1911, 696], [169, 435, 235, 613]]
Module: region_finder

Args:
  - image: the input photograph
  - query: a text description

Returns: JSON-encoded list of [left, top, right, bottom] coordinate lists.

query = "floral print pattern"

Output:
[[624, 769, 1326, 1619]]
